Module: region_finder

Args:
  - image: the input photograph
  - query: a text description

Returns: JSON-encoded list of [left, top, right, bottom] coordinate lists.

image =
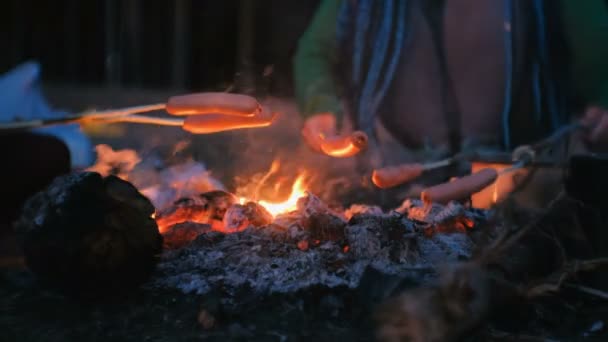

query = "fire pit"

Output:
[[7, 144, 608, 341]]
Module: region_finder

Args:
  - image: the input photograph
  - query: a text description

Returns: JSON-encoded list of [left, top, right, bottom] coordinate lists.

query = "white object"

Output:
[[0, 61, 94, 168]]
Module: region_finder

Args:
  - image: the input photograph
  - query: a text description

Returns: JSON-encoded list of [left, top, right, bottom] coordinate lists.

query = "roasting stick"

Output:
[[0, 103, 167, 130], [371, 152, 470, 189], [373, 121, 589, 189], [420, 121, 587, 204], [0, 92, 268, 133], [95, 114, 183, 127]]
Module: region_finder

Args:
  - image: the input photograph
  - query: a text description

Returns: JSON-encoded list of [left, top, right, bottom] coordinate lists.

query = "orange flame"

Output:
[[257, 174, 308, 217], [238, 160, 309, 218]]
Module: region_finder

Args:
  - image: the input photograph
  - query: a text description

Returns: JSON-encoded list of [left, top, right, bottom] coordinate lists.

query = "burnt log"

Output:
[[306, 213, 346, 242], [14, 172, 163, 298], [156, 190, 238, 232], [222, 202, 273, 232]]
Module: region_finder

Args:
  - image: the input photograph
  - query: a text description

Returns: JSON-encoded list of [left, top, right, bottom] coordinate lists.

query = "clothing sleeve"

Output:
[[293, 0, 344, 121], [561, 0, 608, 108]]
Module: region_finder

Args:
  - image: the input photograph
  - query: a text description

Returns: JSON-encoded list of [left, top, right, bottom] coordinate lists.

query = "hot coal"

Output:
[[151, 195, 482, 297], [162, 222, 211, 249], [222, 202, 273, 232], [156, 190, 238, 232], [14, 172, 163, 298]]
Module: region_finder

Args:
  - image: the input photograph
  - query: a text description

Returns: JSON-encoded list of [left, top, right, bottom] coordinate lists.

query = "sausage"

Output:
[[166, 92, 261, 117], [371, 163, 425, 189], [182, 109, 276, 134], [319, 131, 368, 158], [420, 168, 498, 204]]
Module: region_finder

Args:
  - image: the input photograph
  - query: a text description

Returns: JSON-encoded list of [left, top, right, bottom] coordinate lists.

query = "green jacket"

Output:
[[294, 0, 608, 123]]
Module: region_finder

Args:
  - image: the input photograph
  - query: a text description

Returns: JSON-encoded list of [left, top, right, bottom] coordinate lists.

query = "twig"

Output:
[[564, 283, 608, 300], [526, 257, 608, 298], [0, 103, 167, 130], [79, 103, 166, 120], [479, 191, 567, 265], [95, 115, 183, 126], [487, 330, 559, 342]]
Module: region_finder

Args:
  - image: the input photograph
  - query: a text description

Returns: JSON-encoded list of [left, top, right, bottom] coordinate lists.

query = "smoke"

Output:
[[86, 96, 412, 211]]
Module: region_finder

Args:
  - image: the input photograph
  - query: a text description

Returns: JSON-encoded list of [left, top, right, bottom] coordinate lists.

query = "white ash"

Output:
[[344, 204, 384, 220], [397, 199, 484, 225], [151, 201, 485, 296]]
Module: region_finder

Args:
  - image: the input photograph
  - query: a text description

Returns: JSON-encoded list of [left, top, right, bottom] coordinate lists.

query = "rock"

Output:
[[14, 172, 163, 298]]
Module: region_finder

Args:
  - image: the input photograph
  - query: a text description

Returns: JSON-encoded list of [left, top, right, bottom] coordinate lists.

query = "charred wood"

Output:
[[14, 172, 163, 298]]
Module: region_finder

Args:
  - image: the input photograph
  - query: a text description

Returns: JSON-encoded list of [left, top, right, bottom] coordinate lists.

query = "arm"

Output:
[[561, 0, 608, 150], [293, 0, 344, 122], [561, 0, 608, 108]]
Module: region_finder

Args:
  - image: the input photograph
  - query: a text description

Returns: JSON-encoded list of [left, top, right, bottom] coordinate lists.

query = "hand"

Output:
[[301, 113, 338, 152], [581, 106, 608, 147]]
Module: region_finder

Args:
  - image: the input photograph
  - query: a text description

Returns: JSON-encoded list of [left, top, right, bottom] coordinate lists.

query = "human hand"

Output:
[[301, 113, 339, 152], [581, 106, 608, 148]]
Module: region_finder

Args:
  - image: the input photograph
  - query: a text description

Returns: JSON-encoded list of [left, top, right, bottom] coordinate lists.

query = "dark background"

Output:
[[2, 0, 321, 96]]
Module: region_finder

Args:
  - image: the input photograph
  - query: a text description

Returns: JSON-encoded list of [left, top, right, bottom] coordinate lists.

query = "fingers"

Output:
[[582, 107, 608, 145], [590, 112, 608, 144], [301, 113, 338, 152], [582, 106, 604, 126]]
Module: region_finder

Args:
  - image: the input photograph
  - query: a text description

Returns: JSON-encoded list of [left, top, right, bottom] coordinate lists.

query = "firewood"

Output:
[[156, 190, 238, 233], [14, 172, 163, 298], [222, 202, 273, 232]]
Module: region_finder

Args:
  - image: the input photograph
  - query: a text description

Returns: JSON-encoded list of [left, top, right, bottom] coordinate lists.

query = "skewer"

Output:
[[374, 121, 588, 189], [96, 114, 183, 126], [371, 152, 470, 189], [0, 103, 168, 131], [0, 93, 270, 134]]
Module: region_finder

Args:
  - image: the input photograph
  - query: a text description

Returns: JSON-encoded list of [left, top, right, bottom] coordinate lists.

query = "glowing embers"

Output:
[[157, 160, 311, 238]]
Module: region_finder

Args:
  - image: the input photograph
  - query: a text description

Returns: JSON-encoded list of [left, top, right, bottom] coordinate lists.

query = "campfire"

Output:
[[13, 141, 608, 341]]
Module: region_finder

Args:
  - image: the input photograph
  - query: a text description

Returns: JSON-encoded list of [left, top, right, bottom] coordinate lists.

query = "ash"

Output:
[[151, 195, 485, 296]]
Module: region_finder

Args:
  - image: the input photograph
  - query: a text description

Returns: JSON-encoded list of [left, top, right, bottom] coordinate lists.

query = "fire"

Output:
[[255, 174, 308, 217]]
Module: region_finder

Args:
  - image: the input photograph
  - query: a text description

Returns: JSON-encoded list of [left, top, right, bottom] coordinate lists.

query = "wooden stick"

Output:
[[79, 103, 166, 120], [0, 92, 270, 132], [0, 103, 167, 131], [96, 114, 184, 126]]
